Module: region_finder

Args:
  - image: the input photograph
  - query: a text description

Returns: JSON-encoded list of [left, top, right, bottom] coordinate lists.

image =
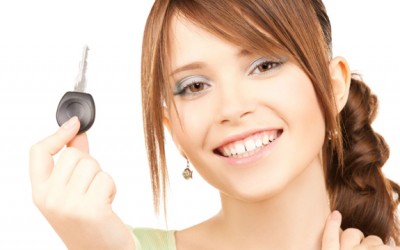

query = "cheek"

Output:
[[169, 98, 215, 154], [264, 66, 325, 133], [275, 70, 326, 166], [289, 74, 325, 133], [256, 67, 326, 168]]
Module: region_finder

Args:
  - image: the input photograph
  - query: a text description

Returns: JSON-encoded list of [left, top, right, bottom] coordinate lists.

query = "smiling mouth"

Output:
[[214, 129, 283, 159]]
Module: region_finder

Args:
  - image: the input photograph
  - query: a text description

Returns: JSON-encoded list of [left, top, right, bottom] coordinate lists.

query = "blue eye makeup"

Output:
[[173, 75, 212, 97], [247, 56, 287, 76]]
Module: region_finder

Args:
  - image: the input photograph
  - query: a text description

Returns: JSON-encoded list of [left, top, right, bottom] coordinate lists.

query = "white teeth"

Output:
[[262, 134, 269, 145], [234, 142, 246, 155], [218, 130, 280, 158], [223, 147, 231, 157], [229, 144, 236, 156], [255, 138, 262, 148], [244, 139, 256, 152]]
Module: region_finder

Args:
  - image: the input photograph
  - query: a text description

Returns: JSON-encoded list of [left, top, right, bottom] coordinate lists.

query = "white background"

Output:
[[0, 0, 399, 249]]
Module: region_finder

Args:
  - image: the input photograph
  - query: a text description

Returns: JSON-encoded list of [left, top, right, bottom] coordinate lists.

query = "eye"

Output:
[[254, 61, 279, 73], [173, 75, 212, 97], [248, 57, 285, 75], [188, 82, 205, 93]]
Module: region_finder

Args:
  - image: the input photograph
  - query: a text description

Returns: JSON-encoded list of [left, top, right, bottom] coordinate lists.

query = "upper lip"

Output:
[[213, 128, 282, 151]]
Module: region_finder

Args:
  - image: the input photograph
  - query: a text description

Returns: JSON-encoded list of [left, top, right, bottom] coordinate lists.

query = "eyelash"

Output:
[[173, 57, 285, 97], [247, 57, 284, 76], [173, 76, 211, 97]]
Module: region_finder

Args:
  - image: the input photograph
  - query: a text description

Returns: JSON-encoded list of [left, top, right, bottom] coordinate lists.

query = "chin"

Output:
[[220, 177, 291, 204]]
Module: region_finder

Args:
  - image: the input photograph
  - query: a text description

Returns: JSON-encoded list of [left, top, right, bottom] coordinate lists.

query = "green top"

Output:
[[131, 227, 176, 250]]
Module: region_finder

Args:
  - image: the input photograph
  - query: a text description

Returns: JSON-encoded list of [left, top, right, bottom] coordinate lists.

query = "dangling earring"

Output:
[[182, 158, 193, 180]]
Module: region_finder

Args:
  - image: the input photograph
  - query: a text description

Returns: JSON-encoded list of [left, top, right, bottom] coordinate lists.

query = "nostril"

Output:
[[219, 111, 255, 125], [240, 111, 253, 118], [220, 119, 230, 124]]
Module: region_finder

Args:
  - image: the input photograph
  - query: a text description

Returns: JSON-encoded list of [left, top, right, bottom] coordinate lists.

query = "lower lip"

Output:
[[216, 134, 281, 166]]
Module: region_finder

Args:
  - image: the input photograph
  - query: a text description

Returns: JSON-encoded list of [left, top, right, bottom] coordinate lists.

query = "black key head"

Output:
[[56, 91, 95, 133]]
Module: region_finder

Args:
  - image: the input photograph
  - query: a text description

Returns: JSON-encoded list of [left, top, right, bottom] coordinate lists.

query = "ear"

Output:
[[163, 107, 172, 134], [329, 56, 351, 113], [163, 107, 186, 157]]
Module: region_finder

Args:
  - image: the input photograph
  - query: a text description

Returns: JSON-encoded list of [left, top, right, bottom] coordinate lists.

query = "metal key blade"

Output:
[[74, 45, 89, 92]]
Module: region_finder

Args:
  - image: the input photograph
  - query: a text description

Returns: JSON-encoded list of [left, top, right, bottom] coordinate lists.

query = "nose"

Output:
[[216, 82, 256, 125]]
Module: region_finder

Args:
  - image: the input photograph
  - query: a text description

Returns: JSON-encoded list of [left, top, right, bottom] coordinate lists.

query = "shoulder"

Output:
[[175, 216, 222, 250], [130, 227, 176, 250]]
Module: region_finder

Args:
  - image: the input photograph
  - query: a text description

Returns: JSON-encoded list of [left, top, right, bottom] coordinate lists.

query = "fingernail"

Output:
[[330, 210, 342, 221], [62, 116, 78, 129]]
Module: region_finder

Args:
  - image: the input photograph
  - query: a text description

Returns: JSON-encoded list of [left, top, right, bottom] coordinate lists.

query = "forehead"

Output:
[[166, 11, 292, 70], [168, 15, 245, 66]]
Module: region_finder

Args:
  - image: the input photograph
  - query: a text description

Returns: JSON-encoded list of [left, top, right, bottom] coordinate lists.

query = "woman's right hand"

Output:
[[29, 117, 135, 250], [322, 211, 399, 250]]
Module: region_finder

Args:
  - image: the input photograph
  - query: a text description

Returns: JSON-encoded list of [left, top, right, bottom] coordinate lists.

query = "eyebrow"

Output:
[[170, 62, 205, 77], [170, 49, 252, 77], [237, 49, 251, 57]]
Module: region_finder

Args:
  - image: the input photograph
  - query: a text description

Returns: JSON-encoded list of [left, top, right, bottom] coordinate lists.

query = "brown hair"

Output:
[[141, 0, 399, 243]]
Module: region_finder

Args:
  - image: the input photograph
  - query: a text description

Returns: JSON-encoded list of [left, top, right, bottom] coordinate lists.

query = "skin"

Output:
[[29, 14, 399, 250], [164, 16, 398, 250], [29, 117, 135, 250], [166, 15, 329, 204], [166, 15, 330, 250], [29, 119, 399, 250]]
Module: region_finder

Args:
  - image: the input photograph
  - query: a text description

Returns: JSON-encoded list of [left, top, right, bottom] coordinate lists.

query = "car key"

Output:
[[56, 45, 95, 134]]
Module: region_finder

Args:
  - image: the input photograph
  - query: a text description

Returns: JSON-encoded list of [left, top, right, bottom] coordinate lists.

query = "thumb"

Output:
[[321, 210, 342, 250], [67, 132, 89, 153]]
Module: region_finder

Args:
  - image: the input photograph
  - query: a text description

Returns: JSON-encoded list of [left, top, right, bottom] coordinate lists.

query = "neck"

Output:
[[215, 158, 331, 250]]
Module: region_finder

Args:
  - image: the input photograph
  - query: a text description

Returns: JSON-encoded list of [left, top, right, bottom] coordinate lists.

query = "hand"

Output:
[[322, 210, 399, 250], [29, 117, 135, 250]]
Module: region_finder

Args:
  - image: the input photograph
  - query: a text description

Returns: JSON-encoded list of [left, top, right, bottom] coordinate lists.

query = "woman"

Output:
[[29, 0, 399, 249]]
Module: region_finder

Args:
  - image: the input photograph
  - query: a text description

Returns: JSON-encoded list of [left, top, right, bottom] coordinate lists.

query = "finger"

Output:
[[340, 228, 364, 250], [50, 147, 87, 186], [67, 157, 101, 194], [369, 246, 398, 250], [86, 172, 117, 205], [30, 117, 80, 188], [321, 210, 342, 250], [67, 132, 89, 154], [361, 235, 384, 246]]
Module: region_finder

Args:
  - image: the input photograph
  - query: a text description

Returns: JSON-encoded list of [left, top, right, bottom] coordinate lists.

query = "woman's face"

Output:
[[165, 15, 326, 201]]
